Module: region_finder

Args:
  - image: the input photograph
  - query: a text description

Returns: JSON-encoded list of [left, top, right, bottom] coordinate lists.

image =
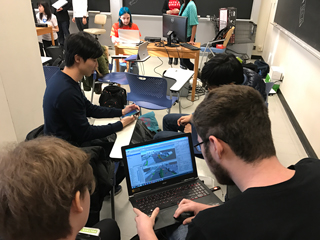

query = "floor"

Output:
[[84, 52, 308, 240]]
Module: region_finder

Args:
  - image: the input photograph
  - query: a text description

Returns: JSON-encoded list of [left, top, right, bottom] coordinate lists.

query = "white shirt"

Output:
[[36, 13, 58, 41], [72, 0, 88, 18]]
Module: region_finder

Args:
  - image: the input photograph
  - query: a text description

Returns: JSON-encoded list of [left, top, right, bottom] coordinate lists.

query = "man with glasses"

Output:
[[133, 85, 320, 240]]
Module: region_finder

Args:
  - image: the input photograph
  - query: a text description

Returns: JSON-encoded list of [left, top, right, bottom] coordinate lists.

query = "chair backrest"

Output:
[[43, 66, 60, 84], [126, 73, 173, 108], [45, 46, 64, 64], [94, 14, 107, 27], [223, 26, 235, 48]]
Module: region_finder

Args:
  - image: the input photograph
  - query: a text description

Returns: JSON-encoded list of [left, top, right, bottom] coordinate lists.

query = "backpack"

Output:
[[254, 59, 270, 78], [99, 85, 127, 109]]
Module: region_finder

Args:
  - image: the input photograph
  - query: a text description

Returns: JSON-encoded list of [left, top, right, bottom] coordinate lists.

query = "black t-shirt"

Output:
[[187, 158, 320, 240]]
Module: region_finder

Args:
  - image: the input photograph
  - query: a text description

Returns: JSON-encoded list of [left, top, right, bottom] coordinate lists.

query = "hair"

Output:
[[0, 136, 95, 240], [200, 53, 244, 89], [118, 7, 132, 28], [193, 85, 276, 163], [64, 32, 103, 67], [179, 0, 191, 16], [38, 1, 52, 21]]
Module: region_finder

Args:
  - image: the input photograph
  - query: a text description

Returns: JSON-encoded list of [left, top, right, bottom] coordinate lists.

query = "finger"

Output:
[[150, 207, 160, 220], [179, 199, 191, 206], [183, 216, 195, 225], [133, 208, 142, 216]]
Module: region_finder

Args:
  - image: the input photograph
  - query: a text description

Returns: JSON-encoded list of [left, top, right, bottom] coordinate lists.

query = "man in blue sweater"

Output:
[[43, 32, 139, 146]]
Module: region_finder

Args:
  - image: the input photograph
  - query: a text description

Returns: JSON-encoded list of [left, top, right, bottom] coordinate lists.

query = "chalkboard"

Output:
[[274, 0, 320, 52], [32, 0, 110, 12], [123, 0, 253, 18]]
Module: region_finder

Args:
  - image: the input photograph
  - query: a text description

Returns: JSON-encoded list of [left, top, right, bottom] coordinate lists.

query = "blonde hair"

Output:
[[0, 136, 95, 240]]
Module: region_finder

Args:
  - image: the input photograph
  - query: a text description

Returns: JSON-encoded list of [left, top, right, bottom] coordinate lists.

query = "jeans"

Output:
[[75, 17, 89, 31], [57, 20, 70, 45]]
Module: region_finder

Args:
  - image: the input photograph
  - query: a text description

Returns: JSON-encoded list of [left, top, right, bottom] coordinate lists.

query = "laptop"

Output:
[[118, 29, 140, 45], [122, 133, 222, 230], [124, 42, 150, 62]]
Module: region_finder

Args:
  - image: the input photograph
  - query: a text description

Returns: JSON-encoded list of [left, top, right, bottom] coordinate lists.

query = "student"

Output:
[[162, 0, 182, 65], [55, 0, 72, 46], [72, 0, 88, 31], [36, 1, 59, 50], [133, 85, 320, 240], [110, 7, 141, 44], [155, 53, 266, 145], [179, 0, 198, 70], [0, 136, 121, 240], [110, 7, 141, 73]]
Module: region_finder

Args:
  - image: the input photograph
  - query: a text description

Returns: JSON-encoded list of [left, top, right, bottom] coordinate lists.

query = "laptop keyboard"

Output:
[[135, 182, 210, 215]]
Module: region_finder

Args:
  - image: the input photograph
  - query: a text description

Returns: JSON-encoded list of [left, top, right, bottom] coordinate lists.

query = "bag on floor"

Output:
[[254, 59, 270, 78], [99, 85, 127, 109]]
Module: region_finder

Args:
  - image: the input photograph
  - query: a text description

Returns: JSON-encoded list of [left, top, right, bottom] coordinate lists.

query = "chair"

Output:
[[265, 81, 274, 107], [199, 26, 235, 68], [126, 73, 178, 113], [43, 66, 60, 84], [45, 46, 64, 66], [84, 14, 107, 40]]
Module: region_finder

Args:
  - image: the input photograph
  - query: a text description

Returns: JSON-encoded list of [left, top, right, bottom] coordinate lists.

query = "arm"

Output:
[[189, 25, 197, 44], [84, 97, 122, 118], [177, 114, 193, 126], [52, 15, 59, 32], [162, 0, 169, 13]]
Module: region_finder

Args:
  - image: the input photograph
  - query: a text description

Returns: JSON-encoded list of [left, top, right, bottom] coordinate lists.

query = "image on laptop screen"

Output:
[[124, 136, 194, 190]]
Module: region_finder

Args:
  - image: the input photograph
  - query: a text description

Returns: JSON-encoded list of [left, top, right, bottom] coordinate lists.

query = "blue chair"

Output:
[[43, 66, 60, 85], [126, 73, 178, 113], [199, 26, 235, 68]]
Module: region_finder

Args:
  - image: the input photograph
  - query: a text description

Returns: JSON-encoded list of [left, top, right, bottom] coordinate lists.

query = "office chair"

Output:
[[45, 46, 64, 66], [84, 14, 107, 40], [199, 26, 235, 68], [126, 73, 178, 114], [43, 66, 60, 85]]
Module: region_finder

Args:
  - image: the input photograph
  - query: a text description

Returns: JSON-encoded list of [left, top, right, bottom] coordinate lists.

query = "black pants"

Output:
[[57, 20, 70, 45], [180, 36, 194, 70], [75, 17, 89, 31], [83, 219, 120, 240]]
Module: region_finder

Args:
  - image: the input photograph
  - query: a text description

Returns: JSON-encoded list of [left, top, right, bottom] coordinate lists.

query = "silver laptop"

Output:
[[125, 42, 150, 62], [121, 133, 222, 230], [118, 29, 140, 44]]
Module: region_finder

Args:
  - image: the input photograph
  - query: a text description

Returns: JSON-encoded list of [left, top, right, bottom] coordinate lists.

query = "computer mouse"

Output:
[[173, 211, 194, 223]]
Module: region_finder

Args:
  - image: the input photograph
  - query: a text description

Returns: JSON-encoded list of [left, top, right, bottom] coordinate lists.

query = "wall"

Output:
[[261, 0, 320, 156], [0, 0, 46, 146]]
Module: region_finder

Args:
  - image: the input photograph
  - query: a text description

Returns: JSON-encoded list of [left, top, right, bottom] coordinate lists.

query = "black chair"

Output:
[[45, 46, 64, 66]]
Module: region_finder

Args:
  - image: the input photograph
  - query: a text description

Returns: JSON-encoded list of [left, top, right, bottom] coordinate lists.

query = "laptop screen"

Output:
[[122, 133, 198, 196]]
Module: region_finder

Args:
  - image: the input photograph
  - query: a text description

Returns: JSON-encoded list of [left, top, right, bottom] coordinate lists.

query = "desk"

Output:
[[36, 26, 55, 46], [114, 42, 200, 101], [93, 117, 136, 159], [41, 56, 52, 64]]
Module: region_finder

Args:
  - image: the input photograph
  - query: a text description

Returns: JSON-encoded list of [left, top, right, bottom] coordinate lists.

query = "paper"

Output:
[[52, 0, 68, 9]]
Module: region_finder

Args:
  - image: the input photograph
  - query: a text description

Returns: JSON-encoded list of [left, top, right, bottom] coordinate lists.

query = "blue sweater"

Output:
[[43, 71, 123, 145]]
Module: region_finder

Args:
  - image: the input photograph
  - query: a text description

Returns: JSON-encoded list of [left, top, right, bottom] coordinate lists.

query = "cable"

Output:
[[153, 57, 163, 77]]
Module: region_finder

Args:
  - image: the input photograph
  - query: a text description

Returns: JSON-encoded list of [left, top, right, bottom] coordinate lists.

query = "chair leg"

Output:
[[91, 79, 96, 103]]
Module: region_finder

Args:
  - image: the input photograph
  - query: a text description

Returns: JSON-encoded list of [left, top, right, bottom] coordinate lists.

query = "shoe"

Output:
[[174, 58, 178, 65], [180, 65, 187, 70], [168, 58, 173, 65]]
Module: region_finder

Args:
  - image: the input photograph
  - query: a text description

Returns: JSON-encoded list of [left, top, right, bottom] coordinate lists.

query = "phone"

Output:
[[120, 109, 140, 119]]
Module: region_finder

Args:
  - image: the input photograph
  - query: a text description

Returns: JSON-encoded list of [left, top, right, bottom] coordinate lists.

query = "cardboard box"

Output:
[[269, 66, 284, 81]]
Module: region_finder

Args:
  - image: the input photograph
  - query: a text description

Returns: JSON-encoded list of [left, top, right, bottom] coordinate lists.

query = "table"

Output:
[[41, 56, 52, 64], [114, 42, 200, 101], [36, 26, 55, 46]]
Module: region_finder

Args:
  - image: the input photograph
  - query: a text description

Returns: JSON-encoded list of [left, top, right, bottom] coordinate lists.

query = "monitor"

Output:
[[162, 14, 188, 47]]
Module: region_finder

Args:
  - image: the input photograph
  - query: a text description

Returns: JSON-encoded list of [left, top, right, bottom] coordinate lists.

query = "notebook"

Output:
[[118, 29, 140, 45], [124, 42, 150, 62], [122, 133, 222, 230]]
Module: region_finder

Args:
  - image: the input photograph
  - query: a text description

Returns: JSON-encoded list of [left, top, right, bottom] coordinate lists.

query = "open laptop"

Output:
[[124, 42, 150, 62], [122, 133, 222, 230], [118, 29, 140, 45]]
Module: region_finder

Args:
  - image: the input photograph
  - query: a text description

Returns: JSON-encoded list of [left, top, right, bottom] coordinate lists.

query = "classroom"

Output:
[[0, 0, 320, 239]]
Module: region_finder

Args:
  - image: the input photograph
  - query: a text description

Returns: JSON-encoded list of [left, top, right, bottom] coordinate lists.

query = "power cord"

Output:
[[153, 57, 163, 77]]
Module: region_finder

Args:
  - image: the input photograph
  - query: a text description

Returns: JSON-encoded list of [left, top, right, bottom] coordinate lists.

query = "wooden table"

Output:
[[36, 26, 55, 46], [114, 42, 200, 102]]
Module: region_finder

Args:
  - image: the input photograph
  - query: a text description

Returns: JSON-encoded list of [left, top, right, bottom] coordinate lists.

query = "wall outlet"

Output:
[[253, 45, 256, 50], [258, 45, 263, 52]]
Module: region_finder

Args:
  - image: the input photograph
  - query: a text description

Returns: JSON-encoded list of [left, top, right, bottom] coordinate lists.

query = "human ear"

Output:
[[208, 136, 224, 162], [71, 191, 83, 213], [74, 54, 82, 64]]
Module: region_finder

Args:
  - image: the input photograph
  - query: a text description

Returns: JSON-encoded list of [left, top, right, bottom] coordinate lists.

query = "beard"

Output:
[[204, 145, 235, 186]]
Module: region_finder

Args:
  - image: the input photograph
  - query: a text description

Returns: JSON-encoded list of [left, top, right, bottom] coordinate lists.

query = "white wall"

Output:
[[0, 0, 46, 145], [260, 0, 320, 156]]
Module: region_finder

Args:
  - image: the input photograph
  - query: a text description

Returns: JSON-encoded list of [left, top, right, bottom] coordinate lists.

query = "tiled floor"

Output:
[[84, 52, 308, 240]]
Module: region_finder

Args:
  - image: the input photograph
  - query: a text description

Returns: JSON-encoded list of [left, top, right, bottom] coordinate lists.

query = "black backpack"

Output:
[[99, 85, 127, 109]]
